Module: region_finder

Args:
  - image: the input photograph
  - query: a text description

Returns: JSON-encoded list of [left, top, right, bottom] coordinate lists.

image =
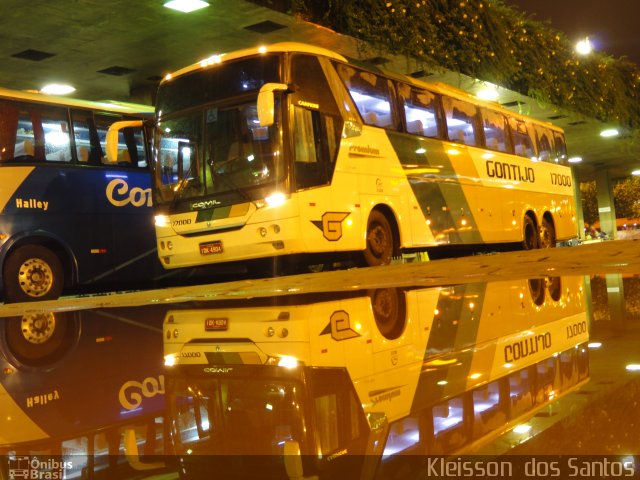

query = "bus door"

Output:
[[288, 54, 345, 252]]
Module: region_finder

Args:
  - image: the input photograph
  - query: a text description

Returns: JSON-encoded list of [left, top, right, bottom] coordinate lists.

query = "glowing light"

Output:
[[476, 85, 499, 101], [278, 356, 298, 369], [164, 73, 173, 81], [568, 156, 583, 163], [164, 354, 176, 367], [40, 84, 75, 95], [632, 170, 640, 176], [587, 342, 602, 349], [575, 37, 593, 55], [625, 364, 640, 372], [437, 380, 448, 386], [258, 46, 268, 54], [163, 0, 209, 12], [600, 128, 619, 138], [155, 215, 170, 227], [415, 148, 426, 154], [512, 424, 532, 434], [265, 192, 286, 208], [468, 373, 482, 380]]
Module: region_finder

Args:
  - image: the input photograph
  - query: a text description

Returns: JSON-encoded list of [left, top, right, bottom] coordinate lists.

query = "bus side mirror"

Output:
[[257, 83, 288, 127], [105, 120, 145, 163]]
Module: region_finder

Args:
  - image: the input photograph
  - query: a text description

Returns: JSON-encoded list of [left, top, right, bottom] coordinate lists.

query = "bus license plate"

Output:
[[205, 317, 228, 331], [200, 241, 223, 255]]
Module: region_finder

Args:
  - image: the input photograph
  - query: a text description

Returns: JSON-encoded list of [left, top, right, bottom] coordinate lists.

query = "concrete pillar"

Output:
[[573, 175, 586, 240], [594, 170, 617, 240], [605, 274, 627, 330]]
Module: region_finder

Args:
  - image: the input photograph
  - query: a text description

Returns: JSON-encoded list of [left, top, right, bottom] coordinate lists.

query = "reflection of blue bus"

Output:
[[0, 87, 159, 302], [0, 305, 170, 478]]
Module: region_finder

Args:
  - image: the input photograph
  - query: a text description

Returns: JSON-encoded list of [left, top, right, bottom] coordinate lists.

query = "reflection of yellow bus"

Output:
[[111, 42, 577, 272], [163, 276, 588, 478]]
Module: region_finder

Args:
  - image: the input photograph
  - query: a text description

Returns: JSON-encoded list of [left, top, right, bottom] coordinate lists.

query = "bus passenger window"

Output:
[[40, 108, 72, 162], [398, 84, 441, 138], [442, 97, 479, 147], [553, 131, 568, 163], [480, 108, 509, 152], [509, 118, 535, 159], [534, 125, 554, 162], [334, 63, 398, 130]]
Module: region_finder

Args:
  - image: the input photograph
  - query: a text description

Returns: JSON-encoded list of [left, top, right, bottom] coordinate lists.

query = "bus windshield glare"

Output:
[[154, 55, 284, 205]]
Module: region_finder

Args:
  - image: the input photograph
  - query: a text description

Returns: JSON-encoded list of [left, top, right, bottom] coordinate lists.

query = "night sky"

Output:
[[505, 0, 640, 65]]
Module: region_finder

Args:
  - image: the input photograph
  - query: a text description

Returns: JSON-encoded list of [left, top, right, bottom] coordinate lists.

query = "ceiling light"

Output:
[[568, 157, 583, 163], [40, 84, 75, 95], [476, 86, 499, 101], [163, 0, 209, 13], [632, 170, 640, 176], [600, 128, 619, 138]]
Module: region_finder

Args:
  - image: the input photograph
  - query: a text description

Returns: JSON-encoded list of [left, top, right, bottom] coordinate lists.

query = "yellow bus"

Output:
[[111, 42, 577, 271], [162, 275, 589, 477]]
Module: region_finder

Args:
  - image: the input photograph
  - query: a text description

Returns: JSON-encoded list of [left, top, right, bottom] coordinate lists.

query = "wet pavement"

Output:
[[1, 240, 640, 479]]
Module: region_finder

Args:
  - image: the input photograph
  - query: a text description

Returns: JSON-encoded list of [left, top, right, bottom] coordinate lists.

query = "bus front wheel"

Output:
[[3, 245, 64, 303], [363, 210, 398, 266]]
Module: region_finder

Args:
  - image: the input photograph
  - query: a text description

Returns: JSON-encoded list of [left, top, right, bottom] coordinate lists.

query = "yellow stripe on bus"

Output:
[[0, 166, 35, 212]]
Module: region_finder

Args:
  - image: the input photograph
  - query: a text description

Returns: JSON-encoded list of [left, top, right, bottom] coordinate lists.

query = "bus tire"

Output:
[[369, 288, 406, 339], [3, 245, 64, 303], [522, 216, 538, 250], [538, 216, 556, 248], [4, 312, 78, 368], [363, 210, 397, 266], [546, 276, 562, 301]]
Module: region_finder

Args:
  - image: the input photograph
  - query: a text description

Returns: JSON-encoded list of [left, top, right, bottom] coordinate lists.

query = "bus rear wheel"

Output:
[[538, 217, 556, 248], [3, 245, 64, 303], [363, 210, 397, 266], [522, 216, 538, 250]]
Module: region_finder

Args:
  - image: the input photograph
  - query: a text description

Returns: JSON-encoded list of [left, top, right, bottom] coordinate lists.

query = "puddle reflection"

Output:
[[0, 274, 638, 479]]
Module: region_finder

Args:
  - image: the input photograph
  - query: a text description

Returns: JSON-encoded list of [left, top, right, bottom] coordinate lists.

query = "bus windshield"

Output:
[[170, 377, 308, 457], [154, 55, 284, 206]]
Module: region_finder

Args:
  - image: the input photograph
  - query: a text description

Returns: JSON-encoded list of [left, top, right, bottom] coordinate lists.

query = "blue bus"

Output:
[[0, 87, 162, 302], [0, 305, 171, 478]]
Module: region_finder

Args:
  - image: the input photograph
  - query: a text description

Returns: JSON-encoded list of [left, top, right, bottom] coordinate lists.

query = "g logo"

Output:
[[312, 212, 350, 241]]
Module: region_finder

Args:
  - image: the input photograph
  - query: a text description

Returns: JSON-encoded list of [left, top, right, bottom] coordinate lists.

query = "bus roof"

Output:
[[162, 42, 562, 133], [0, 86, 154, 115]]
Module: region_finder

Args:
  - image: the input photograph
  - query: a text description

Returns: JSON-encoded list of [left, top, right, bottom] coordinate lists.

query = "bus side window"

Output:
[[39, 106, 73, 162], [534, 125, 554, 162], [480, 108, 510, 153], [334, 63, 399, 131], [509, 118, 535, 159], [553, 131, 568, 164], [398, 83, 441, 138], [442, 96, 480, 147], [13, 106, 38, 161], [0, 100, 20, 161], [72, 110, 104, 164]]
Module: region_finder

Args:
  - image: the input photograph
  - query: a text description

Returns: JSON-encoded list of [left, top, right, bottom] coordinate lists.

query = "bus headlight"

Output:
[[256, 192, 287, 209], [265, 192, 286, 207], [155, 214, 170, 227], [164, 354, 177, 367]]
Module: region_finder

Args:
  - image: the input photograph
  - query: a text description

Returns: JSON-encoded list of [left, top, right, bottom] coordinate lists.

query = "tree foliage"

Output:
[[291, 0, 640, 128]]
